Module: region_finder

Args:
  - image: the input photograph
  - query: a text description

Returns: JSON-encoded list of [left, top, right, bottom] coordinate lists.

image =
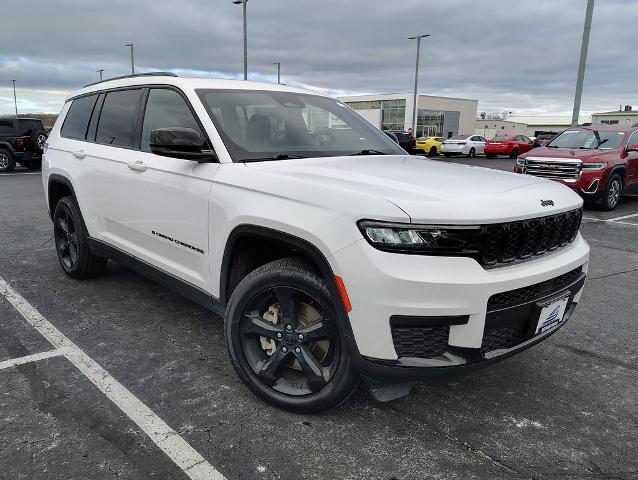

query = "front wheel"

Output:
[[468, 148, 476, 158], [225, 258, 358, 413], [601, 174, 623, 211], [509, 148, 520, 159]]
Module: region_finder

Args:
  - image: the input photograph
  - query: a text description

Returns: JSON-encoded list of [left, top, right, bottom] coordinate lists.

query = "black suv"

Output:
[[384, 130, 416, 154], [0, 118, 47, 172]]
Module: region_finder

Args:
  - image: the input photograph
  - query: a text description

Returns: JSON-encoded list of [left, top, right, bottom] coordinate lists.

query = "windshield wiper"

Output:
[[243, 154, 308, 162], [348, 149, 389, 156]]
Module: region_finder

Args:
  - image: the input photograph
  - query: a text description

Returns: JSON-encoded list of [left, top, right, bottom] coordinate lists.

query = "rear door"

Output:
[[471, 135, 486, 154], [626, 130, 638, 185]]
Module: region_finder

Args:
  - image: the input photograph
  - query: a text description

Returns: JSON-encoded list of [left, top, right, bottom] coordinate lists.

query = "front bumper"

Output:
[[331, 234, 590, 380], [513, 165, 609, 194]]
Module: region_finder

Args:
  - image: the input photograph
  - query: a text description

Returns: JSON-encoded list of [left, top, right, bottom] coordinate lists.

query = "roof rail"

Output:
[[83, 71, 178, 88]]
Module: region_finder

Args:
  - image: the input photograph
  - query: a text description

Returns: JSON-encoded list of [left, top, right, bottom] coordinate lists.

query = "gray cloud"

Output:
[[1, 0, 636, 115]]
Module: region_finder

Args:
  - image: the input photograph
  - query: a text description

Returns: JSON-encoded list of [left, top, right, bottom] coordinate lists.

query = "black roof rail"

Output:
[[83, 71, 178, 88]]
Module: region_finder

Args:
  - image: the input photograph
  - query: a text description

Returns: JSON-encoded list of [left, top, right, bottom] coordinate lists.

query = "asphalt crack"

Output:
[[554, 343, 637, 371], [588, 266, 638, 281]]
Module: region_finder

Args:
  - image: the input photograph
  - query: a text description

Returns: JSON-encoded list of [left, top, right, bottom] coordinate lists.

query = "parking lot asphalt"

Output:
[[1, 164, 637, 480]]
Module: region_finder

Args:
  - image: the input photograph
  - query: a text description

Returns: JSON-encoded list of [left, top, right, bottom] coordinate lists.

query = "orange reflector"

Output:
[[334, 275, 352, 312]]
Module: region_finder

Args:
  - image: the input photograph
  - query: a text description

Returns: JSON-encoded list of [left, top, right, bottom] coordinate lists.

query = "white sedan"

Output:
[[441, 134, 486, 158]]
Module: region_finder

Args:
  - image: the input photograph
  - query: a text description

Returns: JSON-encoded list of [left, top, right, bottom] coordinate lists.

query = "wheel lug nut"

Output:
[[295, 347, 301, 353], [276, 333, 282, 339], [282, 347, 288, 353], [286, 325, 292, 331], [298, 334, 304, 340]]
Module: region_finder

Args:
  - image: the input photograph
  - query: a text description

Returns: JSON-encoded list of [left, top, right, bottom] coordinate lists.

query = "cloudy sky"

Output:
[[0, 0, 635, 116]]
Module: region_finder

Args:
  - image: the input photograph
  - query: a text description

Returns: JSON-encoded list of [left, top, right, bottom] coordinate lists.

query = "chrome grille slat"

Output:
[[523, 158, 582, 181]]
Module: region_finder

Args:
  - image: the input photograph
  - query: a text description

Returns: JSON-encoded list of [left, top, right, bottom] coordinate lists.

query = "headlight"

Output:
[[581, 163, 605, 170], [516, 157, 526, 166], [358, 220, 482, 255]]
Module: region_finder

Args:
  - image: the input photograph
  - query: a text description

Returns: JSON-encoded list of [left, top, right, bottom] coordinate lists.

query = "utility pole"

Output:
[[572, 0, 595, 126], [97, 69, 105, 81], [125, 43, 135, 75], [273, 62, 281, 84], [408, 34, 430, 137], [12, 80, 17, 117], [232, 0, 248, 80]]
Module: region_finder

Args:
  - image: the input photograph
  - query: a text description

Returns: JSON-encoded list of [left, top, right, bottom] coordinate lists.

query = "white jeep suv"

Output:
[[43, 73, 590, 412]]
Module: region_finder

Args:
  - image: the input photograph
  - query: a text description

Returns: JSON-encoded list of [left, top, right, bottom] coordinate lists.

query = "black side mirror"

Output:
[[149, 127, 216, 162]]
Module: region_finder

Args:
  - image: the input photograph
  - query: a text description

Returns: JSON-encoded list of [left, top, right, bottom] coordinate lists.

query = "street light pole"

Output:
[[97, 69, 105, 81], [273, 62, 281, 84], [572, 0, 595, 126], [408, 34, 430, 137], [12, 80, 17, 117], [232, 0, 248, 80], [125, 43, 135, 75]]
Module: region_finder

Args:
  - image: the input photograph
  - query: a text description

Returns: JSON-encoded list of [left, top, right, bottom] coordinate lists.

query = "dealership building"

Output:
[[338, 93, 478, 138]]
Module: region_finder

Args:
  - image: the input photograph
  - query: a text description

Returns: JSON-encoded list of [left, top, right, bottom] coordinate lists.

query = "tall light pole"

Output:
[[232, 0, 248, 80], [97, 69, 105, 81], [125, 43, 135, 75], [572, 0, 595, 126], [11, 80, 17, 117], [408, 34, 430, 137], [273, 62, 281, 84]]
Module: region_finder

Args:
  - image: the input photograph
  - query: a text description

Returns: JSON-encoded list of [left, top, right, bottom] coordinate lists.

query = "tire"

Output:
[[225, 257, 358, 413], [0, 149, 16, 173], [509, 148, 520, 159], [600, 174, 623, 211], [53, 196, 108, 278], [429, 146, 437, 156], [468, 148, 476, 158], [486, 154, 496, 159], [30, 129, 47, 154]]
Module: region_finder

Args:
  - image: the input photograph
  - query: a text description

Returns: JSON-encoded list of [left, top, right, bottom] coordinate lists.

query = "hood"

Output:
[[245, 155, 583, 224], [521, 146, 620, 162]]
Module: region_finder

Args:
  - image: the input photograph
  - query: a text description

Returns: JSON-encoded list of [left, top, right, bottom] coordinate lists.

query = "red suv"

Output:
[[514, 125, 638, 210], [485, 134, 534, 158]]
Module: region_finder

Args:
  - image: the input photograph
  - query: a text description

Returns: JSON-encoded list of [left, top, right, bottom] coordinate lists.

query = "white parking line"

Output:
[[0, 349, 64, 370], [582, 212, 638, 223], [0, 277, 226, 480]]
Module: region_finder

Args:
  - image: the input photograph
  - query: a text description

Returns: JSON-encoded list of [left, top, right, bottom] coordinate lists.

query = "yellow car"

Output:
[[415, 136, 445, 156]]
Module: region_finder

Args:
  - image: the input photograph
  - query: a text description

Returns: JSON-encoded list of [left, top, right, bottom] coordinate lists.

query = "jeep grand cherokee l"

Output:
[[43, 73, 590, 412], [515, 125, 638, 210]]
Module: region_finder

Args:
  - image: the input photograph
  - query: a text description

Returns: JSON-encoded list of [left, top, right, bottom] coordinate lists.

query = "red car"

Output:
[[514, 125, 638, 210], [485, 134, 535, 158]]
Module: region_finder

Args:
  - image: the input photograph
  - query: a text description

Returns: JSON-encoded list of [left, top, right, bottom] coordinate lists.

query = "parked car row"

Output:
[[0, 117, 46, 172]]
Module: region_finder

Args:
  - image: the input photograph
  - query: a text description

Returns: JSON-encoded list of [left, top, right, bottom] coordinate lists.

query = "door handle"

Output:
[[73, 149, 86, 159], [127, 160, 147, 172]]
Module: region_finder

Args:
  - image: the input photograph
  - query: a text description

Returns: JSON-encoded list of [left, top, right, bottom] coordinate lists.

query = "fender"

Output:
[[220, 224, 356, 341], [47, 173, 79, 220], [0, 140, 15, 153]]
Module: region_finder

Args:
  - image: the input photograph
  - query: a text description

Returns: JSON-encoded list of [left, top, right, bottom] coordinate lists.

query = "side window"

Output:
[[141, 88, 204, 152], [0, 120, 14, 135], [61, 94, 98, 140], [628, 131, 638, 149], [95, 89, 143, 148]]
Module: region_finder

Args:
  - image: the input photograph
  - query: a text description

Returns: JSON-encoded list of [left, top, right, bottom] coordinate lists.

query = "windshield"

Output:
[[196, 89, 405, 161], [548, 129, 625, 150]]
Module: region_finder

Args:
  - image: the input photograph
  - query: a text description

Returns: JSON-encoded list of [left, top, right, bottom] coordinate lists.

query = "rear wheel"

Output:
[[0, 149, 16, 172], [429, 146, 438, 156], [601, 174, 623, 211], [225, 258, 358, 413], [443, 153, 452, 158], [53, 197, 108, 278]]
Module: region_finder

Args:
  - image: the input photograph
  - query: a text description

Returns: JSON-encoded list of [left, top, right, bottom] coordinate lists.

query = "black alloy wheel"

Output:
[[225, 258, 358, 412], [54, 202, 80, 270]]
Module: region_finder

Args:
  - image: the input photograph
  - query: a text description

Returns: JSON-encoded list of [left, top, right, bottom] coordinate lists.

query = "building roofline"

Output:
[[338, 92, 478, 102], [592, 111, 637, 116]]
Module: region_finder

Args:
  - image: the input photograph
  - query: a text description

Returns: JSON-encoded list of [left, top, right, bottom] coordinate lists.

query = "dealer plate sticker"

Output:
[[536, 297, 569, 334]]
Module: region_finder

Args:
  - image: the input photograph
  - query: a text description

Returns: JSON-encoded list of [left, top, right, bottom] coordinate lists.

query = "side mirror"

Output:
[[628, 144, 638, 152], [149, 127, 216, 162]]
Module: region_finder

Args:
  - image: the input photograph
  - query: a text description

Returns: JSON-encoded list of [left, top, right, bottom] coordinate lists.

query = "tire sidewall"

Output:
[[224, 262, 357, 412], [0, 149, 16, 172], [602, 174, 623, 210]]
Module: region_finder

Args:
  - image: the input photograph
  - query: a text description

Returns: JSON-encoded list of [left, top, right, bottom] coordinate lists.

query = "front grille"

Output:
[[524, 158, 582, 181], [481, 208, 582, 267], [481, 324, 528, 352], [487, 267, 583, 312], [391, 326, 449, 358]]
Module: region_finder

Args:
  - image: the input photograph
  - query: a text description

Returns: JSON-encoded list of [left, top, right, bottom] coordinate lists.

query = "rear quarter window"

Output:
[[61, 94, 99, 140], [0, 120, 14, 136]]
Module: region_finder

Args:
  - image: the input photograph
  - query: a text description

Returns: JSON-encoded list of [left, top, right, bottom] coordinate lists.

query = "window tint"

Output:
[[628, 131, 638, 148], [0, 120, 14, 135], [61, 95, 98, 140], [141, 89, 203, 152], [96, 89, 142, 147]]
